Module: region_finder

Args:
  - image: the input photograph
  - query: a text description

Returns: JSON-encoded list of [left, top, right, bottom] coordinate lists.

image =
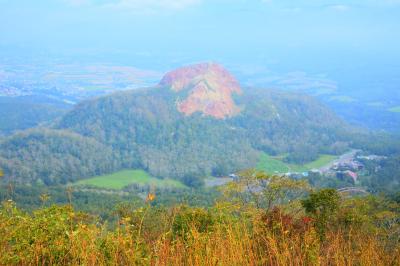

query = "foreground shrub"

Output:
[[1, 199, 399, 265]]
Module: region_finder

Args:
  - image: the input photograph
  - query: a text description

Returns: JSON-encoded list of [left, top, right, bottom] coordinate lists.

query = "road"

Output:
[[318, 149, 359, 173]]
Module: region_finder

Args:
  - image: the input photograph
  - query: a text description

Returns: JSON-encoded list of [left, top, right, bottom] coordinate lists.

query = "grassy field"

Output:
[[329, 95, 357, 103], [388, 106, 400, 113], [257, 153, 337, 174], [76, 169, 187, 190], [256, 153, 290, 173]]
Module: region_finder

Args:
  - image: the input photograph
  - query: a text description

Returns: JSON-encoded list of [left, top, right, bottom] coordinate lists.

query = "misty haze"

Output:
[[0, 1, 399, 265]]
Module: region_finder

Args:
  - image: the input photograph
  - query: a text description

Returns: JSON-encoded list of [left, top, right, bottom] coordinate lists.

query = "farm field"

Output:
[[388, 106, 400, 113], [76, 169, 187, 190], [257, 153, 337, 174]]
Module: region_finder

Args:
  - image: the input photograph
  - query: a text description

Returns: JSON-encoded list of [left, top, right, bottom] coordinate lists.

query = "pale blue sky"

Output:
[[1, 0, 399, 61], [0, 0, 400, 105]]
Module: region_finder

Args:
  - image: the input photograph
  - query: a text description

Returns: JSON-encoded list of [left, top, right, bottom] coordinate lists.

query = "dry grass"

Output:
[[1, 202, 399, 266]]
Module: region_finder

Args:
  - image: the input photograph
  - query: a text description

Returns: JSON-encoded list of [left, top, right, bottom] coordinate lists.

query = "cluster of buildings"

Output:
[[330, 160, 363, 183], [212, 152, 388, 188], [285, 153, 386, 185]]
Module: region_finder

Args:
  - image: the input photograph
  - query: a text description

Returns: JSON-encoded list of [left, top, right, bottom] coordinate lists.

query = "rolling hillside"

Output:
[[0, 63, 353, 185]]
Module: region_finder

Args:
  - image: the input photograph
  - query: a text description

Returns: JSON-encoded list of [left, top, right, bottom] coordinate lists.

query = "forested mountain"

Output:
[[0, 63, 354, 185], [0, 129, 115, 185]]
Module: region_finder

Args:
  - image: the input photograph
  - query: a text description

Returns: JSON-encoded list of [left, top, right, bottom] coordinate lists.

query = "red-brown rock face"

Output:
[[159, 63, 242, 119]]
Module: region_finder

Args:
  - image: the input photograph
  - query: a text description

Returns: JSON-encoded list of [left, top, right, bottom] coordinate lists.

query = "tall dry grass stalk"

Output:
[[1, 202, 399, 266]]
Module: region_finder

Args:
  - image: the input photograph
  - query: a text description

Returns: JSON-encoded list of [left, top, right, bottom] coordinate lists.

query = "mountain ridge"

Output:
[[0, 63, 353, 185]]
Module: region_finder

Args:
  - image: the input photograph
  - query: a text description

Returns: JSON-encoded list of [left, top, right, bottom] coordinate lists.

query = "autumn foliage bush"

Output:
[[1, 171, 399, 265]]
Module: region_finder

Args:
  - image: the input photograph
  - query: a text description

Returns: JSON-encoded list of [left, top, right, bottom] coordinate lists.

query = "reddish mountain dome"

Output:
[[159, 63, 242, 119]]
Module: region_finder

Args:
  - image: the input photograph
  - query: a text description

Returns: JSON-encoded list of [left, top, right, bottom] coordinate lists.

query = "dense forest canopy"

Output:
[[0, 64, 398, 189], [0, 86, 355, 185]]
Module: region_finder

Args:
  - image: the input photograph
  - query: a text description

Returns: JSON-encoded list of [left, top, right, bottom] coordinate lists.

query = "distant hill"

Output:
[[0, 96, 70, 135], [0, 63, 353, 185]]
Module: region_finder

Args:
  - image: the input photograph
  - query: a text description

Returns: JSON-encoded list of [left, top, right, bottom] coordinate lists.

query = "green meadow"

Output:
[[76, 169, 187, 190], [257, 153, 337, 174], [256, 153, 290, 173]]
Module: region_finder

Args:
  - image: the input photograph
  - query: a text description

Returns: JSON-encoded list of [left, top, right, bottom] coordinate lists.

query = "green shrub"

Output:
[[172, 206, 215, 238], [301, 189, 340, 240]]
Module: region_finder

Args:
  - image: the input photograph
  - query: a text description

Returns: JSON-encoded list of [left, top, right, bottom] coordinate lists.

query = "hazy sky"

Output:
[[1, 0, 400, 62], [1, 0, 400, 104]]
